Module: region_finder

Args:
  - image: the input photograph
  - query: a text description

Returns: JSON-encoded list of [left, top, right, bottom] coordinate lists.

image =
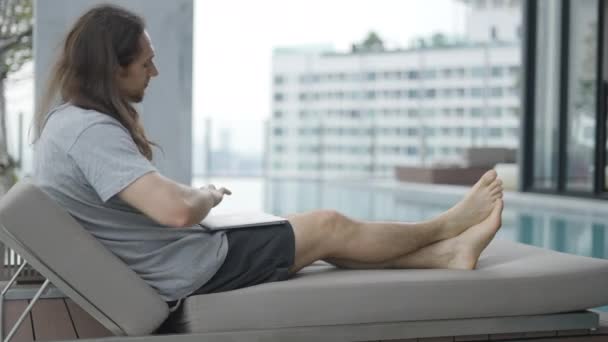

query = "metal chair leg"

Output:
[[0, 261, 28, 340], [4, 278, 50, 342]]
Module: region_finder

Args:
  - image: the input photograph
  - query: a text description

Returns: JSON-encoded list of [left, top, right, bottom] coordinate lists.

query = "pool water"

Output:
[[263, 178, 607, 260]]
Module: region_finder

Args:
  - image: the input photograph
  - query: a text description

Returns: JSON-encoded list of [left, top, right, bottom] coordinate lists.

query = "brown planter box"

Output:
[[395, 166, 490, 186]]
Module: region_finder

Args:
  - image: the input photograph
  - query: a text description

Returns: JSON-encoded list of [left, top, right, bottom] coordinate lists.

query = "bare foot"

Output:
[[436, 169, 503, 240], [445, 199, 504, 270]]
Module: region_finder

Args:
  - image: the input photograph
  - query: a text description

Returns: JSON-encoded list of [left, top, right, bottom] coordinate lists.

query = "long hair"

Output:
[[33, 4, 157, 160]]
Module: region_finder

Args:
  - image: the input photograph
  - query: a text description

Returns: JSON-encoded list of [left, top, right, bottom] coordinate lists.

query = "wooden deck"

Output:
[[3, 298, 608, 342], [4, 298, 112, 341]]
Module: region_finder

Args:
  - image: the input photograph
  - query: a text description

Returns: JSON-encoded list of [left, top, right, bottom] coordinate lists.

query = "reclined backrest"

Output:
[[0, 180, 169, 336]]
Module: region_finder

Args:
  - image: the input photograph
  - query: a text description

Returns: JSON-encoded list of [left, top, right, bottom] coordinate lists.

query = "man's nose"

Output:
[[151, 64, 159, 77]]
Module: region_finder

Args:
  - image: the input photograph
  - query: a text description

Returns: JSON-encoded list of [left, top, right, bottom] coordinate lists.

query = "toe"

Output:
[[489, 178, 503, 188], [490, 186, 503, 195], [489, 179, 503, 191], [480, 170, 498, 185], [493, 199, 504, 215], [491, 192, 503, 200]]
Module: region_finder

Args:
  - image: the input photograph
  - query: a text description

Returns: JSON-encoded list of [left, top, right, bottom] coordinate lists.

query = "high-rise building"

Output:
[[461, 0, 523, 43], [267, 0, 522, 179]]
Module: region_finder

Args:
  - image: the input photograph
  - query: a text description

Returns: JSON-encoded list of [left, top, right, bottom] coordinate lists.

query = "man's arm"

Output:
[[118, 171, 216, 228]]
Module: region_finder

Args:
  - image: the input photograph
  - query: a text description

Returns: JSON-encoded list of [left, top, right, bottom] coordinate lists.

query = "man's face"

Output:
[[116, 31, 159, 103]]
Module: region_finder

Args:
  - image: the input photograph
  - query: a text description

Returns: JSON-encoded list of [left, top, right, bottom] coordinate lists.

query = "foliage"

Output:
[[0, 0, 33, 78], [351, 31, 385, 53], [0, 0, 33, 182]]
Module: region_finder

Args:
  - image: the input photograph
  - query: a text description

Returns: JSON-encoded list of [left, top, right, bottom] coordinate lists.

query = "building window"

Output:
[[491, 66, 504, 77], [492, 107, 503, 117], [471, 87, 484, 98], [488, 127, 502, 137], [516, 25, 522, 39], [274, 75, 285, 85], [490, 26, 498, 40], [490, 87, 504, 97], [471, 67, 486, 78], [422, 69, 437, 79], [565, 0, 598, 192]]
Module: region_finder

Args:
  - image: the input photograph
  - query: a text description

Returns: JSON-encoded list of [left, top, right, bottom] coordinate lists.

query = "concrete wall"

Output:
[[34, 0, 193, 184]]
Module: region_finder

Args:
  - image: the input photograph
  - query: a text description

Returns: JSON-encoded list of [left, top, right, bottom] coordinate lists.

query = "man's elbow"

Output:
[[165, 202, 213, 228], [167, 205, 196, 228]]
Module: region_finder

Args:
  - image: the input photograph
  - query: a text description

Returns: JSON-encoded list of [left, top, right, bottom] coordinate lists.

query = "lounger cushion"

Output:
[[172, 239, 608, 333]]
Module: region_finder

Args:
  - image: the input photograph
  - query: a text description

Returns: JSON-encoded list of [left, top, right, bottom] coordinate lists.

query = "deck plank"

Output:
[[65, 299, 113, 339], [3, 300, 34, 342], [31, 298, 77, 341]]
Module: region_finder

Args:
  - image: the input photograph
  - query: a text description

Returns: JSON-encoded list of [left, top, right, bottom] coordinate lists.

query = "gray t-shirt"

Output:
[[33, 103, 228, 301]]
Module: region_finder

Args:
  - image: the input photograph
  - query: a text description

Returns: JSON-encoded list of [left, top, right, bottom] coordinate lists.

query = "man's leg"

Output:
[[323, 199, 503, 271], [286, 170, 503, 274]]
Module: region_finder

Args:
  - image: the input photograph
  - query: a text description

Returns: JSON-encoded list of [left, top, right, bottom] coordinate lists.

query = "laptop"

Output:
[[197, 212, 288, 231]]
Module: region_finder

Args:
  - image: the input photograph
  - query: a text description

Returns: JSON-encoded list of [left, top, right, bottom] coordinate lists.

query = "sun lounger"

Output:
[[0, 180, 607, 341]]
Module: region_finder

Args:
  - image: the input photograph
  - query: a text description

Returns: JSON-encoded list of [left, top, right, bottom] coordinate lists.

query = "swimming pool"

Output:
[[262, 178, 608, 261]]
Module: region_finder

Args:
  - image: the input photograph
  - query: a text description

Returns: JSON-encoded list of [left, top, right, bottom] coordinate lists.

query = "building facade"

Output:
[[267, 0, 522, 179]]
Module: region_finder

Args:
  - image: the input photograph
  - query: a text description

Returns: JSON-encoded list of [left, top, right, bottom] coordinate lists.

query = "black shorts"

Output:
[[159, 222, 296, 331], [189, 222, 296, 296]]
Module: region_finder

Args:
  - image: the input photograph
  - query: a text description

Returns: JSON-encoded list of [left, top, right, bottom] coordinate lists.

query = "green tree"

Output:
[[430, 33, 449, 47], [352, 31, 385, 53], [0, 0, 33, 193]]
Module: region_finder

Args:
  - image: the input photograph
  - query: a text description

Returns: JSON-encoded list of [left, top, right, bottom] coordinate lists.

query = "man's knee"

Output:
[[316, 209, 355, 242]]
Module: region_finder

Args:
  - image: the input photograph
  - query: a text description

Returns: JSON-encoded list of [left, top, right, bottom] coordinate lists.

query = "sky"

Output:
[[192, 0, 467, 155]]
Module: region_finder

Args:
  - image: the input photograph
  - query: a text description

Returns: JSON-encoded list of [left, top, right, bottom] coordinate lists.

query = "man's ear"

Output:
[[115, 65, 129, 79]]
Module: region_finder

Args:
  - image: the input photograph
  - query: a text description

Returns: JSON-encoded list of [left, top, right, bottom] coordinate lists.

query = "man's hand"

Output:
[[200, 184, 232, 207]]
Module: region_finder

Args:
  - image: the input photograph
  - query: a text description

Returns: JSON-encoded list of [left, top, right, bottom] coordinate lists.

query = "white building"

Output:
[[462, 0, 523, 43], [267, 0, 522, 179]]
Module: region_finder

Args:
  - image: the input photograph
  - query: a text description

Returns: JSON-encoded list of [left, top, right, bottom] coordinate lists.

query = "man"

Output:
[[33, 4, 503, 306]]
